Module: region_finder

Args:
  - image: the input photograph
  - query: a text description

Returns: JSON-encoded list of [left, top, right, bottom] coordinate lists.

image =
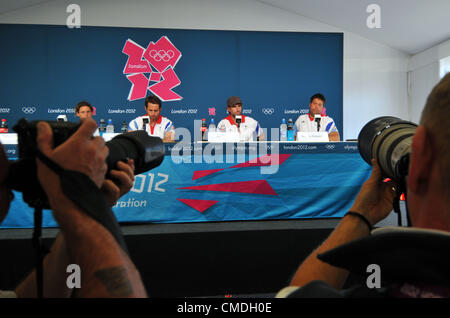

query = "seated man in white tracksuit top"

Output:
[[128, 95, 174, 142], [217, 96, 264, 142], [294, 93, 340, 142]]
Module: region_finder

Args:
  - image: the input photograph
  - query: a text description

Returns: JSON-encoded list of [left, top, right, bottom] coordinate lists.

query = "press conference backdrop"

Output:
[[0, 24, 343, 137]]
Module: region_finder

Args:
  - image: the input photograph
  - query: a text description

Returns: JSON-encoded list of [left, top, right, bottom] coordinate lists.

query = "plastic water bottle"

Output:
[[121, 121, 128, 133], [208, 118, 216, 140], [280, 118, 287, 141], [287, 118, 294, 141], [0, 119, 8, 133], [209, 118, 216, 132], [99, 119, 106, 136], [106, 119, 114, 133]]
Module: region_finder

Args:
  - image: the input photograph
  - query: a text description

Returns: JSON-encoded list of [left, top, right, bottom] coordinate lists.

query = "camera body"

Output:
[[14, 119, 80, 159], [7, 118, 165, 209]]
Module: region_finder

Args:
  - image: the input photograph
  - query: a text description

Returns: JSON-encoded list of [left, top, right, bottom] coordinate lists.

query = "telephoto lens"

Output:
[[105, 130, 165, 174], [358, 116, 417, 182]]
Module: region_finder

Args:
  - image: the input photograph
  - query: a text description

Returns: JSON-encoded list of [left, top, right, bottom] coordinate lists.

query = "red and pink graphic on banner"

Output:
[[122, 36, 182, 102]]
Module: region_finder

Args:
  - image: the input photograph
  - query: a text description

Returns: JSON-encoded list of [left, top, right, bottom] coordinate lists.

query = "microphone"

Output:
[[57, 115, 67, 122], [235, 115, 242, 128], [314, 114, 321, 132], [143, 117, 149, 131]]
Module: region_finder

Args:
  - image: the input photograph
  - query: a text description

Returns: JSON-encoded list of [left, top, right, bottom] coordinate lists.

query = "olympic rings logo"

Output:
[[22, 107, 36, 114], [149, 49, 175, 62], [326, 144, 335, 150], [262, 108, 275, 115]]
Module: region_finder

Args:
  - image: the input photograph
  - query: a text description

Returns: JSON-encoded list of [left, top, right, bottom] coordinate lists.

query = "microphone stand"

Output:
[[315, 119, 321, 132], [235, 116, 242, 132], [143, 118, 149, 132]]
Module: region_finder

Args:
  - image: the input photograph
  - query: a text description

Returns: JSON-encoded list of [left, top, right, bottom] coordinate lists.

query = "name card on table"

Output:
[[297, 132, 329, 142], [0, 133, 18, 145], [207, 131, 241, 142]]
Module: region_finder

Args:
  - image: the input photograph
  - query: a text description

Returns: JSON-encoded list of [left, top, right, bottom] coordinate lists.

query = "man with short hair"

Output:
[[74, 101, 94, 120], [128, 95, 174, 142], [74, 101, 101, 136], [217, 96, 264, 141], [277, 73, 450, 298], [294, 93, 340, 141]]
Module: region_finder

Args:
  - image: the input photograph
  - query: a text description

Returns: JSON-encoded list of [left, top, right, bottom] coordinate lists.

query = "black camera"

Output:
[[6, 118, 165, 209], [358, 116, 417, 187]]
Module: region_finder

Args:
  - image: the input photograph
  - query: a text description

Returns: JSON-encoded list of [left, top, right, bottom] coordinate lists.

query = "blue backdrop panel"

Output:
[[0, 24, 343, 139]]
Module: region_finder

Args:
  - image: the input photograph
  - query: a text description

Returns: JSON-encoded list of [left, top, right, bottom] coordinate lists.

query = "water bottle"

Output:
[[280, 118, 287, 141], [0, 119, 8, 133], [201, 118, 207, 141], [121, 121, 128, 133], [99, 119, 106, 136], [287, 118, 294, 141], [208, 118, 216, 140], [106, 119, 114, 133]]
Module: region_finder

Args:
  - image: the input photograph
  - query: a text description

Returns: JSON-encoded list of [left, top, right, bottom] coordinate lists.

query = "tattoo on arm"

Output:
[[94, 266, 133, 297]]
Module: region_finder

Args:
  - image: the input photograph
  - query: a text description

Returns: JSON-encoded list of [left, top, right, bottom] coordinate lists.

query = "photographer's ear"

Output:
[[36, 121, 54, 155]]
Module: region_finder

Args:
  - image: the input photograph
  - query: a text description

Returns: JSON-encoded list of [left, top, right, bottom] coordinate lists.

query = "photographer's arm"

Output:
[[14, 160, 137, 298], [15, 233, 71, 298], [28, 119, 145, 297], [289, 160, 396, 289], [40, 182, 145, 297]]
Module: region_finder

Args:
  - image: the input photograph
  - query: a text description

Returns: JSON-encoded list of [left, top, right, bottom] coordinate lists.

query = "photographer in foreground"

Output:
[[278, 73, 450, 298], [0, 118, 147, 297]]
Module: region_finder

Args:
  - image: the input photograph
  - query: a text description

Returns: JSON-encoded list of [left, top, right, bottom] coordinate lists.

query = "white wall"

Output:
[[0, 0, 411, 139], [408, 39, 450, 124], [408, 62, 440, 124]]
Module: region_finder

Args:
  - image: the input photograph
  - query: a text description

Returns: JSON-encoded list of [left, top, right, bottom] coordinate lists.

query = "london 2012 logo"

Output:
[[122, 36, 182, 102]]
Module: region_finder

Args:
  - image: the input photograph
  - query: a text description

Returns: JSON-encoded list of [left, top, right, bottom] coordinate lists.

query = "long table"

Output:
[[1, 139, 371, 228]]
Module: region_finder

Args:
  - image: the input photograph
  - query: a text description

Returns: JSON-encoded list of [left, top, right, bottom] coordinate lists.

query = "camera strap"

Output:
[[32, 205, 45, 298], [35, 149, 128, 254], [393, 194, 402, 225]]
